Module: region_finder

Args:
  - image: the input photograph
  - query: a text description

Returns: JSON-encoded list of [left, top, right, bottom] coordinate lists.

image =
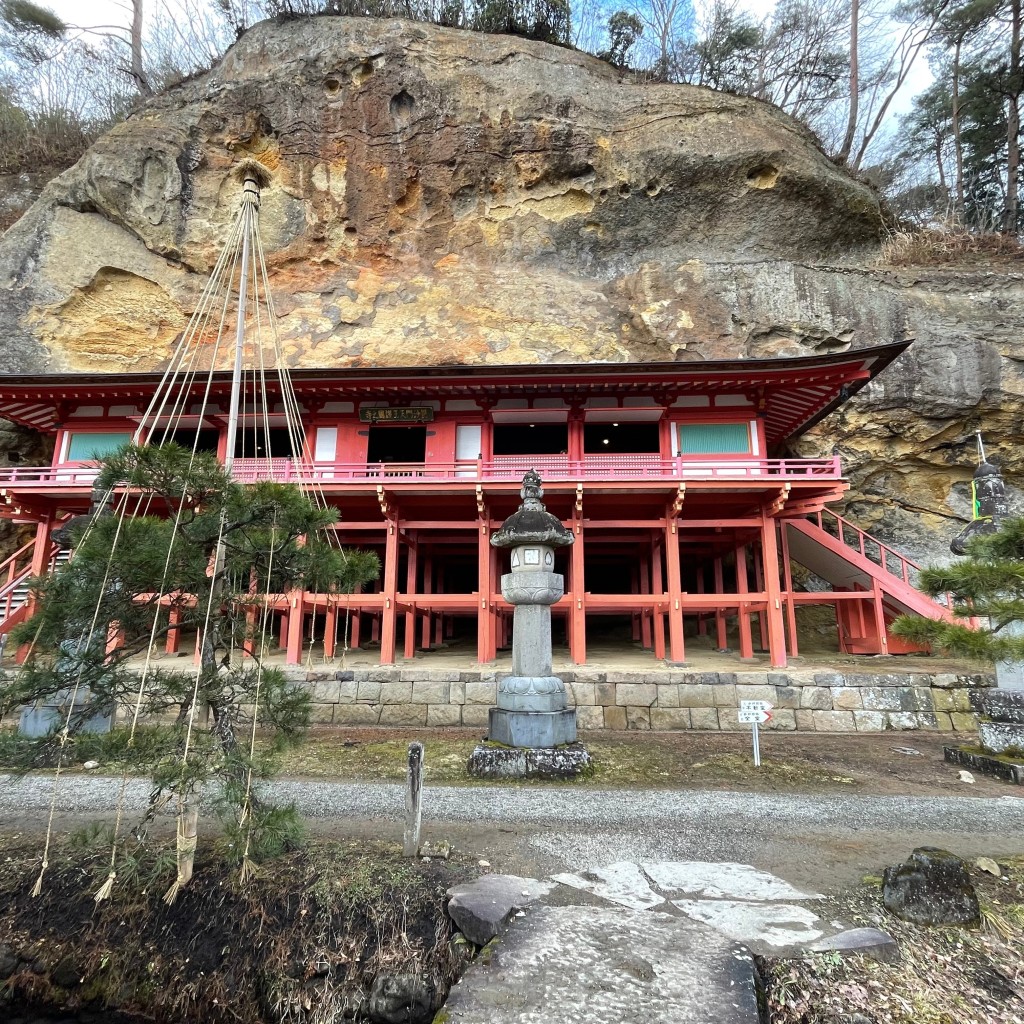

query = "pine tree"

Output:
[[0, 442, 379, 860], [891, 517, 1024, 660]]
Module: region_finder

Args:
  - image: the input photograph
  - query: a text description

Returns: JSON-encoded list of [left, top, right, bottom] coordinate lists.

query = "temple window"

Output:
[[678, 422, 751, 455], [64, 431, 131, 462]]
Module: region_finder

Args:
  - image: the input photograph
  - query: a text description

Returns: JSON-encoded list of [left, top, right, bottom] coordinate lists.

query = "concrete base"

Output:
[[945, 745, 1024, 784], [467, 741, 592, 780], [488, 707, 576, 747]]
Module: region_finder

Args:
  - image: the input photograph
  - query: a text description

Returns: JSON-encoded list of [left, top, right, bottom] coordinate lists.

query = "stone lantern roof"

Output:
[[490, 470, 574, 549]]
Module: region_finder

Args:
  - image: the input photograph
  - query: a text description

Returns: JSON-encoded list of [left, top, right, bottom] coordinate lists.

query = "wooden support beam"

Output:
[[780, 523, 799, 658], [285, 589, 304, 665], [760, 511, 788, 669], [404, 537, 418, 660], [714, 556, 727, 650], [664, 513, 685, 664], [753, 543, 769, 651], [165, 606, 182, 655], [477, 517, 495, 663], [380, 520, 400, 664], [652, 537, 666, 661], [640, 552, 653, 649], [570, 510, 586, 664], [735, 544, 754, 660], [421, 553, 433, 651]]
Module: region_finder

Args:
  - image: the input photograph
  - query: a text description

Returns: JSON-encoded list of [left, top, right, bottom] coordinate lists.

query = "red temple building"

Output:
[[0, 341, 955, 669]]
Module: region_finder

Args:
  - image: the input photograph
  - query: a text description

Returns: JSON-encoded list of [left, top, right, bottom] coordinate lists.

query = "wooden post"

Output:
[[652, 538, 666, 661], [165, 606, 182, 655], [403, 741, 424, 858], [381, 521, 399, 664], [477, 518, 495, 663], [324, 602, 337, 660], [285, 590, 304, 664], [735, 544, 754, 660], [714, 556, 728, 650], [753, 543, 768, 652], [640, 550, 653, 649], [570, 510, 586, 664], [696, 567, 707, 636], [780, 523, 799, 658], [760, 511, 788, 669], [404, 535, 418, 660], [421, 552, 433, 650], [872, 578, 889, 656], [665, 512, 685, 664]]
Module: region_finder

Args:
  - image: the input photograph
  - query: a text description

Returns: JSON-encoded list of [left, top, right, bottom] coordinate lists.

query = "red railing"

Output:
[[0, 454, 841, 488], [808, 507, 956, 612], [0, 536, 62, 625]]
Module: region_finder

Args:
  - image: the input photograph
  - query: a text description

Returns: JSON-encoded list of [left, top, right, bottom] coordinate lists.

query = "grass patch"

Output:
[[881, 227, 1023, 267]]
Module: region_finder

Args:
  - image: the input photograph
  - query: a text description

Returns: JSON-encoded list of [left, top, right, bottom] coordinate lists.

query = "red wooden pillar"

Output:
[[324, 601, 337, 660], [735, 544, 754, 660], [351, 586, 363, 651], [780, 523, 799, 658], [380, 521, 400, 664], [404, 535, 418, 660], [871, 578, 889, 656], [713, 556, 728, 650], [639, 550, 653, 649], [570, 510, 586, 664], [651, 538, 666, 661], [696, 567, 707, 636], [664, 513, 685, 664], [760, 511, 788, 669], [435, 563, 445, 647], [753, 543, 769, 651], [631, 561, 642, 642], [477, 518, 495, 663], [285, 589, 304, 664], [165, 606, 182, 655], [421, 552, 433, 650]]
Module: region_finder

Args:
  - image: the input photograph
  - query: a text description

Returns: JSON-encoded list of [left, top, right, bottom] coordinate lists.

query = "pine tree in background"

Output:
[[891, 518, 1024, 660]]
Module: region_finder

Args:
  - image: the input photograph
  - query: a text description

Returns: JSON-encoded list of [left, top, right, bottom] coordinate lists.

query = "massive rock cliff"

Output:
[[0, 16, 1021, 563]]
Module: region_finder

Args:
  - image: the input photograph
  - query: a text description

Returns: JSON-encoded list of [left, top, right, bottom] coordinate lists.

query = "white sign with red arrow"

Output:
[[738, 701, 773, 766]]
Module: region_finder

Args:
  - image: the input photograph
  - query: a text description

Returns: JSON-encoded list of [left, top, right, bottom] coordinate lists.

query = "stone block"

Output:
[[333, 704, 382, 726], [953, 689, 973, 712], [854, 711, 886, 731], [832, 687, 863, 711], [912, 688, 935, 712], [462, 705, 490, 728], [595, 682, 617, 707], [800, 687, 832, 710], [656, 684, 679, 708], [689, 707, 720, 730], [616, 683, 658, 707], [366, 668, 396, 682], [863, 687, 902, 712], [795, 709, 815, 731], [933, 711, 954, 732], [605, 671, 652, 683], [464, 681, 496, 705], [813, 710, 857, 732], [357, 681, 382, 702], [775, 686, 800, 709], [950, 711, 977, 732], [767, 672, 792, 686], [378, 681, 413, 704], [335, 670, 355, 682], [604, 706, 627, 730], [378, 704, 428, 726], [651, 708, 691, 730], [400, 669, 423, 682], [309, 703, 335, 724], [931, 689, 956, 712], [678, 684, 716, 708], [569, 682, 596, 706], [450, 681, 465, 705], [979, 721, 1024, 754], [337, 680, 359, 703], [736, 684, 777, 704], [713, 685, 737, 706], [626, 706, 652, 730], [977, 688, 1024, 722], [765, 709, 796, 731], [412, 681, 450, 704], [717, 673, 738, 684], [932, 673, 958, 688], [814, 672, 845, 686], [310, 680, 340, 703], [576, 706, 605, 730], [427, 704, 462, 727], [717, 708, 743, 730], [887, 712, 920, 731], [572, 669, 606, 683], [735, 672, 770, 686]]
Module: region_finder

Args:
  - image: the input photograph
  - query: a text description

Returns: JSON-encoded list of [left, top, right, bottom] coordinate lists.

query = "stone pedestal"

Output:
[[945, 688, 1024, 783]]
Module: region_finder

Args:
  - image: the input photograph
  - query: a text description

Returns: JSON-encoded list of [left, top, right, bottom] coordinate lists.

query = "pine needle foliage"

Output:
[[891, 516, 1024, 661], [0, 443, 380, 851]]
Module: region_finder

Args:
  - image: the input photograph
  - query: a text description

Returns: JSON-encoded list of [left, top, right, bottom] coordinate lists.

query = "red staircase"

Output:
[[782, 508, 958, 656], [0, 535, 66, 636]]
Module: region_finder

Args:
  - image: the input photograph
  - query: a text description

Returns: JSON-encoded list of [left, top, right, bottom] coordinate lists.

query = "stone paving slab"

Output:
[[441, 905, 760, 1024]]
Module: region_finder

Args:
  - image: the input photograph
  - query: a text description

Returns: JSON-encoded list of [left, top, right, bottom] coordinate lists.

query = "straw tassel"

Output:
[[239, 855, 258, 885], [162, 878, 181, 906], [30, 860, 47, 898], [94, 870, 116, 903]]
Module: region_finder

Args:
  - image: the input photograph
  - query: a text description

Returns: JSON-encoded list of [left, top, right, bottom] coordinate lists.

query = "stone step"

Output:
[[441, 905, 760, 1024]]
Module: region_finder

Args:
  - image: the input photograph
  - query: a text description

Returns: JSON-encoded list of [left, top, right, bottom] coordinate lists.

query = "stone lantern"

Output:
[[468, 470, 590, 778]]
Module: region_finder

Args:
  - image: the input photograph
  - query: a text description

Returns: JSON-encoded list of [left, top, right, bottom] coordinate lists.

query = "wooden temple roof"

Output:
[[0, 341, 909, 448]]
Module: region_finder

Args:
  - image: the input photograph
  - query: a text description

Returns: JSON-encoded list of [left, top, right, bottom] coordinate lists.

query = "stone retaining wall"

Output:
[[298, 667, 993, 733]]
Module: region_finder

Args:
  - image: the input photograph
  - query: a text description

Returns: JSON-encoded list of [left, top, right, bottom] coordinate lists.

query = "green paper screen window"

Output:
[[66, 432, 132, 461], [678, 422, 751, 455]]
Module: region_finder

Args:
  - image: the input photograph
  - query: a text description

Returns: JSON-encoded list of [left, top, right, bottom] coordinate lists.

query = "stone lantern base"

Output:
[[467, 740, 592, 780], [488, 706, 577, 748]]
